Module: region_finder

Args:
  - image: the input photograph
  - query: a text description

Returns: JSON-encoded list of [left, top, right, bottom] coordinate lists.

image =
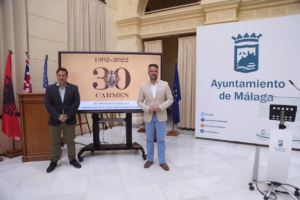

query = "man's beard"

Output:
[[150, 75, 157, 80]]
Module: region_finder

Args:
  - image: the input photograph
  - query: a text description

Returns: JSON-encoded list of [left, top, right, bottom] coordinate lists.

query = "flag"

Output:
[[23, 55, 32, 93], [171, 62, 181, 125], [43, 56, 49, 93], [2, 52, 21, 143]]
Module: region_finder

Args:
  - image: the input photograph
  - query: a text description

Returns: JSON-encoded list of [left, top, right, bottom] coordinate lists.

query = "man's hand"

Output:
[[149, 106, 161, 113], [58, 114, 68, 122], [149, 107, 155, 113], [153, 106, 161, 112]]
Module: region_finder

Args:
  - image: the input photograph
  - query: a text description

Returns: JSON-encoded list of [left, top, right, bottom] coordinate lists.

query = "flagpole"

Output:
[[0, 114, 2, 161], [167, 60, 180, 137]]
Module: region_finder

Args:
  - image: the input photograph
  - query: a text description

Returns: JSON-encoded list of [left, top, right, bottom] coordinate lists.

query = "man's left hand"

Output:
[[153, 106, 161, 112]]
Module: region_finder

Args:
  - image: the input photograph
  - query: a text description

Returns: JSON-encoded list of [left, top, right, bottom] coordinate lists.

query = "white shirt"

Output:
[[56, 82, 66, 103], [149, 80, 158, 99]]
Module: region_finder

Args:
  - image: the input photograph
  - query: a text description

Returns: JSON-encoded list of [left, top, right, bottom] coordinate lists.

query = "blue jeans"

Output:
[[145, 113, 166, 164]]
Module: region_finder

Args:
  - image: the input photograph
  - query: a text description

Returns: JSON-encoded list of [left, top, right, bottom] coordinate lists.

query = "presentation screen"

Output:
[[58, 52, 162, 113]]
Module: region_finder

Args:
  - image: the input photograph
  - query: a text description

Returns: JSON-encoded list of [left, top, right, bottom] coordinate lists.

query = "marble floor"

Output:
[[1, 122, 300, 200]]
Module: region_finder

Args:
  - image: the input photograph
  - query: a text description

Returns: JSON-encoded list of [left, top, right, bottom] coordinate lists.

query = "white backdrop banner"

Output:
[[196, 15, 300, 149]]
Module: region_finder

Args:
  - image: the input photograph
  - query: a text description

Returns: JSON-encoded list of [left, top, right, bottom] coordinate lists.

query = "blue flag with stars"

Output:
[[171, 62, 181, 125], [43, 56, 48, 93]]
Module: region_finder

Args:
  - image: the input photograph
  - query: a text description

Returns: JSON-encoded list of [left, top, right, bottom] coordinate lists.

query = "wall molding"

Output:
[[117, 0, 300, 40], [117, 4, 204, 40], [239, 0, 299, 11], [239, 1, 300, 21]]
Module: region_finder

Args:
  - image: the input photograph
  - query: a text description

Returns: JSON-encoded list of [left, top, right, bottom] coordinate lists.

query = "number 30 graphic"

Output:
[[93, 67, 131, 90]]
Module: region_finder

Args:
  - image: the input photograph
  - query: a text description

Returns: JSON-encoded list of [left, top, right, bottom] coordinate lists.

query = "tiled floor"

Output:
[[1, 122, 300, 200]]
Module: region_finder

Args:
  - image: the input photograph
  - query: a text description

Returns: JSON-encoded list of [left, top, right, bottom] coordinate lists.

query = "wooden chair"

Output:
[[76, 113, 91, 135]]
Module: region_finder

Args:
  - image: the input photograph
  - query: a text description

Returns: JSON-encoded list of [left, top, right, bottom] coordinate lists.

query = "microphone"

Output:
[[289, 80, 300, 91]]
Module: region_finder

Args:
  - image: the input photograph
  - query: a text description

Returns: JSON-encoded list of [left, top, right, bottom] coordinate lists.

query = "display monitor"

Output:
[[58, 51, 162, 113]]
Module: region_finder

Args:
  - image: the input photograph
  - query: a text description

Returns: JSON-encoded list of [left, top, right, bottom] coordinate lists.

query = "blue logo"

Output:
[[261, 129, 265, 135], [200, 129, 204, 133], [278, 140, 283, 147], [201, 118, 205, 122], [201, 112, 205, 116], [232, 33, 262, 73]]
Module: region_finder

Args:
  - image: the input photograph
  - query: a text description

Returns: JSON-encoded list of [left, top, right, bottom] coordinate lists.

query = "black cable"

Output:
[[75, 142, 87, 146], [255, 183, 266, 196], [101, 126, 126, 146], [111, 134, 126, 146], [99, 129, 108, 144]]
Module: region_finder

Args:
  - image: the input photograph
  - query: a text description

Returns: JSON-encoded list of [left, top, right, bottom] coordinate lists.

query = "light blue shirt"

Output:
[[56, 82, 66, 103]]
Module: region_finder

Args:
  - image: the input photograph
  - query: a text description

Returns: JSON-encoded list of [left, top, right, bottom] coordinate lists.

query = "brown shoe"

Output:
[[160, 163, 169, 171], [144, 161, 153, 168]]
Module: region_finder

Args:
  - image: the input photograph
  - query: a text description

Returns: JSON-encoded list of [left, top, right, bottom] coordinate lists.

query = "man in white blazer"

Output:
[[137, 64, 174, 171]]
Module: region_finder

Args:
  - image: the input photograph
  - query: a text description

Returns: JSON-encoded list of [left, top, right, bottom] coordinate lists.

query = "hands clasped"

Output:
[[149, 106, 161, 113], [58, 114, 68, 122]]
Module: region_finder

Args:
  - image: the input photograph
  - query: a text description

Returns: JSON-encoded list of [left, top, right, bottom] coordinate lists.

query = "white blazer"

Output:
[[137, 80, 174, 122]]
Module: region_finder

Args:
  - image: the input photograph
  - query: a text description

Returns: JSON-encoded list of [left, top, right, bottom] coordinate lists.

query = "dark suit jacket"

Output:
[[45, 82, 80, 126]]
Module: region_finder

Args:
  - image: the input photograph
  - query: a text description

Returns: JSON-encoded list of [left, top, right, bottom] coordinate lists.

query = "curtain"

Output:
[[0, 0, 28, 153], [144, 40, 162, 53], [177, 36, 196, 129], [68, 0, 106, 51], [68, 0, 106, 133]]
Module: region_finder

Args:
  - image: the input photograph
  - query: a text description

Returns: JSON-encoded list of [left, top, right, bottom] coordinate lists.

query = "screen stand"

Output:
[[279, 111, 286, 130], [77, 113, 147, 162]]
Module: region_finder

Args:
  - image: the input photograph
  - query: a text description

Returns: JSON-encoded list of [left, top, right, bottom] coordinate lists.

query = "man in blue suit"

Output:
[[45, 68, 81, 173]]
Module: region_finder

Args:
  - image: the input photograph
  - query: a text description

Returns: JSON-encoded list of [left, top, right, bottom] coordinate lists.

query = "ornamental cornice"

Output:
[[141, 28, 198, 39], [238, 1, 300, 21], [201, 0, 240, 25], [117, 4, 205, 40], [140, 18, 205, 39], [117, 16, 141, 39], [239, 0, 299, 11], [201, 0, 240, 12], [141, 5, 204, 23], [141, 6, 204, 26], [118, 25, 141, 39], [117, 34, 141, 40], [204, 9, 238, 24], [141, 5, 204, 38], [117, 0, 300, 40], [117, 16, 141, 28]]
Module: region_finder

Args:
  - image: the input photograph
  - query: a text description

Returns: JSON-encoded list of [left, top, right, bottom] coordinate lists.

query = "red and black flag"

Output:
[[2, 51, 21, 145]]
